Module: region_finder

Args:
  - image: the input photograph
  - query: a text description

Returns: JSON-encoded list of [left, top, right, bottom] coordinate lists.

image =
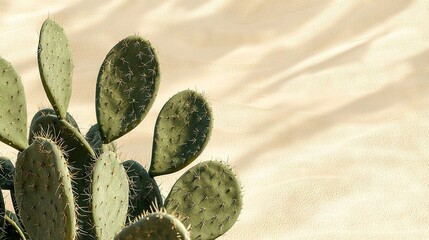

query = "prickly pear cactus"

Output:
[[165, 161, 242, 240], [0, 17, 242, 240], [14, 137, 77, 240], [96, 36, 159, 143], [115, 210, 190, 240]]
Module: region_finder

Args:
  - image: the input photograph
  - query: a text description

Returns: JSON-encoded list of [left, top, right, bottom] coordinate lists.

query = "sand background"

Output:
[[1, 1, 429, 239]]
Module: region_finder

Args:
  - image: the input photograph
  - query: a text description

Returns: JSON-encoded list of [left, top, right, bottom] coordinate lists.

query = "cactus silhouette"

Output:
[[0, 18, 242, 240]]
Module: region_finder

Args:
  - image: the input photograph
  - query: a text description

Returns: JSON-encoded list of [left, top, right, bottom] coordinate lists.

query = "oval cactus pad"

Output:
[[165, 161, 242, 240], [0, 57, 27, 151], [91, 151, 129, 239], [96, 36, 160, 143], [38, 18, 73, 120], [14, 137, 76, 240], [115, 211, 190, 240], [149, 90, 212, 177]]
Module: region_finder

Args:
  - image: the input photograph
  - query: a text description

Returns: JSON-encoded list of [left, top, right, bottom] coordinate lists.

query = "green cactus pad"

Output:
[[164, 161, 242, 240], [91, 151, 129, 239], [96, 35, 160, 143], [28, 114, 95, 238], [4, 210, 26, 240], [0, 190, 5, 231], [28, 114, 94, 159], [0, 57, 27, 151], [86, 124, 118, 156], [14, 137, 77, 240], [149, 90, 212, 177], [123, 160, 162, 224], [37, 18, 73, 120], [30, 108, 80, 133], [0, 157, 15, 190], [115, 211, 190, 240]]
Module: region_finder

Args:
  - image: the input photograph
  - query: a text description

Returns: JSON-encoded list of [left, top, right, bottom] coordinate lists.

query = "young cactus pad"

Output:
[[37, 18, 73, 120], [149, 90, 212, 177], [14, 137, 77, 240], [96, 36, 160, 143], [91, 151, 129, 239], [123, 159, 163, 224], [0, 57, 27, 151], [164, 161, 242, 240], [115, 211, 190, 240]]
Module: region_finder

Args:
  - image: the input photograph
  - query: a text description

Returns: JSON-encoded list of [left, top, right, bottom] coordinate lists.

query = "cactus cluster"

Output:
[[0, 18, 242, 240]]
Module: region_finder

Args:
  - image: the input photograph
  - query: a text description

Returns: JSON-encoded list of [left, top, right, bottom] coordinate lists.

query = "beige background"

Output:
[[1, 1, 429, 239]]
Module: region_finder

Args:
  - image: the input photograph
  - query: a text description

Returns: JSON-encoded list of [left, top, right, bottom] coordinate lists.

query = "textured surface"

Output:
[[115, 211, 190, 240], [96, 36, 159, 143], [91, 151, 129, 240], [14, 137, 76, 240], [0, 57, 27, 151], [29, 108, 80, 133], [123, 159, 163, 224], [86, 123, 117, 156], [28, 114, 95, 237], [0, 157, 14, 190], [165, 161, 242, 240], [150, 90, 212, 177], [3, 210, 26, 240], [1, 1, 429, 239], [37, 18, 73, 120]]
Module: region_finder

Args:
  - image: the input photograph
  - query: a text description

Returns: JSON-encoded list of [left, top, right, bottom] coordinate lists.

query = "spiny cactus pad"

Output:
[[0, 190, 4, 233], [164, 161, 242, 240], [0, 157, 15, 190], [150, 90, 212, 177], [3, 210, 26, 240], [0, 57, 27, 151], [14, 137, 76, 240], [115, 211, 190, 240], [30, 108, 80, 133], [123, 160, 162, 224], [28, 114, 98, 238], [86, 124, 117, 156], [37, 18, 73, 120], [96, 36, 160, 143], [91, 151, 129, 239]]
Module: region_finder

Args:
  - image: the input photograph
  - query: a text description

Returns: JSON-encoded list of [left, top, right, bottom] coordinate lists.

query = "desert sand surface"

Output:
[[1, 1, 429, 239]]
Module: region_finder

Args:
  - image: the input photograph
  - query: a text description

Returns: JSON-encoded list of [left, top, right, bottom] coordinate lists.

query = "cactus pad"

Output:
[[86, 124, 117, 156], [0, 57, 27, 151], [91, 151, 129, 239], [30, 108, 80, 133], [96, 36, 160, 143], [3, 210, 26, 240], [0, 157, 15, 190], [123, 160, 162, 224], [149, 90, 212, 177], [14, 137, 76, 240], [115, 211, 190, 240], [37, 18, 73, 120], [164, 161, 242, 240]]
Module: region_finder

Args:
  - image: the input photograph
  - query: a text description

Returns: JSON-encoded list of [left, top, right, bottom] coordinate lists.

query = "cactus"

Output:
[[123, 160, 162, 224], [3, 210, 26, 239], [115, 210, 190, 240], [164, 161, 242, 240], [37, 18, 73, 120], [15, 137, 77, 239], [0, 17, 242, 240], [150, 90, 212, 177]]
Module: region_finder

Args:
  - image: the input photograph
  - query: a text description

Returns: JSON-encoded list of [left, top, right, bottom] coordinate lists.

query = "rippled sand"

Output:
[[1, 1, 428, 239]]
